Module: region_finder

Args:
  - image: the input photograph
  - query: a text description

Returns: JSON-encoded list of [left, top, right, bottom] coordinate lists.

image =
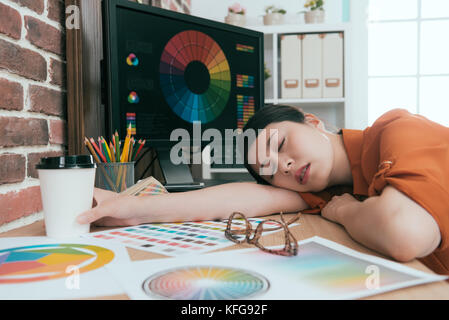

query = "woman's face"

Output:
[[247, 119, 334, 192]]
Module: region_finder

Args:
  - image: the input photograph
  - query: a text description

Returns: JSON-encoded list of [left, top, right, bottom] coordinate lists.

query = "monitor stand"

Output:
[[155, 146, 205, 192]]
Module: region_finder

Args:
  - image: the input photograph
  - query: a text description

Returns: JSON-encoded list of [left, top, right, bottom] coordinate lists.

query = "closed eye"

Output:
[[278, 137, 285, 151]]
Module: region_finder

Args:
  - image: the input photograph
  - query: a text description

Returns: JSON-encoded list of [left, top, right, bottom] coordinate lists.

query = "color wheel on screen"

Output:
[[0, 244, 114, 284], [143, 266, 269, 300], [159, 30, 231, 123]]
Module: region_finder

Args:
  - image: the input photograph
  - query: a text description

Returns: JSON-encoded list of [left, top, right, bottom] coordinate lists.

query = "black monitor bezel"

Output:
[[102, 0, 264, 147]]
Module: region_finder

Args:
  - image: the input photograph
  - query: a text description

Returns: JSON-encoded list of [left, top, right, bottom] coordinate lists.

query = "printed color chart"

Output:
[[106, 236, 447, 300], [0, 244, 114, 284], [143, 266, 269, 300], [84, 219, 296, 257]]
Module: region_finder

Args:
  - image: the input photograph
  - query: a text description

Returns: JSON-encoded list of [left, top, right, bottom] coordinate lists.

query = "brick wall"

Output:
[[0, 0, 192, 232], [0, 0, 66, 232]]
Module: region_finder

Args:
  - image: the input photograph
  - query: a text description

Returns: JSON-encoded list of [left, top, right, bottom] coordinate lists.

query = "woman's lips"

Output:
[[295, 163, 311, 185]]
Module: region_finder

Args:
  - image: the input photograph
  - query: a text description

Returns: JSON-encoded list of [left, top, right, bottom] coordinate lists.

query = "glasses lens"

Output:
[[225, 213, 251, 243], [254, 220, 298, 256]]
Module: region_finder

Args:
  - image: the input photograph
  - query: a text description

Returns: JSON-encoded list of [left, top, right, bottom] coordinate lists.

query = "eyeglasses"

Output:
[[225, 211, 300, 256]]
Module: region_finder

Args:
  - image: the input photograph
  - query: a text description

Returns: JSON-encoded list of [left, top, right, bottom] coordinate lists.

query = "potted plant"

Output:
[[264, 5, 287, 25], [264, 63, 271, 81], [300, 0, 325, 24], [225, 3, 246, 27]]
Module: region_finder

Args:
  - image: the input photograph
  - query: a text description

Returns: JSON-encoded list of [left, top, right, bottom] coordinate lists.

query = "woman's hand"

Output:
[[77, 188, 145, 227], [321, 193, 361, 225]]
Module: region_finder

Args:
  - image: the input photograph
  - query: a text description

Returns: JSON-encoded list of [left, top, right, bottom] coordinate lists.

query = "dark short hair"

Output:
[[242, 105, 306, 185]]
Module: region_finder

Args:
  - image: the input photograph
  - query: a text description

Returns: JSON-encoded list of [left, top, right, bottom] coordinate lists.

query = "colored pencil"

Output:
[[134, 139, 145, 161], [131, 139, 140, 161], [84, 137, 101, 164], [84, 137, 117, 192], [121, 125, 132, 163], [101, 138, 111, 163], [102, 136, 112, 161], [115, 131, 120, 162], [109, 141, 116, 163], [90, 138, 107, 163], [98, 137, 103, 155], [129, 138, 134, 163]]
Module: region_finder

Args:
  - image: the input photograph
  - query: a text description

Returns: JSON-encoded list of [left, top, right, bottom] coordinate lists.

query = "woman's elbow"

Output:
[[376, 186, 441, 262], [384, 209, 441, 263]]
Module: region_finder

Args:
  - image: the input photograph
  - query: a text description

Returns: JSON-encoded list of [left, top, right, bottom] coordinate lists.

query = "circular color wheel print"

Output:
[[160, 30, 231, 123], [142, 266, 269, 300], [0, 244, 114, 284]]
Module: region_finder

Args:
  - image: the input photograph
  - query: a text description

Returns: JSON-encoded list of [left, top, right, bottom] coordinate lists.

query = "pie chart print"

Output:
[[0, 244, 114, 284], [142, 266, 269, 300], [160, 30, 232, 123]]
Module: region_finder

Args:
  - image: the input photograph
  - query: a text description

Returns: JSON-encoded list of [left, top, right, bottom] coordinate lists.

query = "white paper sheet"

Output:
[[0, 237, 129, 300], [106, 236, 447, 300]]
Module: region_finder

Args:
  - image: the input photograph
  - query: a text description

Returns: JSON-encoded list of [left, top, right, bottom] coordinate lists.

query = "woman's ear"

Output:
[[304, 113, 326, 131]]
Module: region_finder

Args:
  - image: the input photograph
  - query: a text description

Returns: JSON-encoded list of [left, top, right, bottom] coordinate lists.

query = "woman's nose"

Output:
[[281, 158, 294, 175]]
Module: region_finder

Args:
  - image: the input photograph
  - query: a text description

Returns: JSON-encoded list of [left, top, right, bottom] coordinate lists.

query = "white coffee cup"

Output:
[[37, 155, 96, 238]]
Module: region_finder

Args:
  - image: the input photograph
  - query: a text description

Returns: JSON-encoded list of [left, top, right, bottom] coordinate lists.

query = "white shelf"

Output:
[[247, 23, 349, 34], [259, 23, 350, 129], [267, 98, 345, 104]]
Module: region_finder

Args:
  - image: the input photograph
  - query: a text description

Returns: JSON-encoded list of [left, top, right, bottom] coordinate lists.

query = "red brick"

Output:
[[10, 0, 45, 14], [0, 3, 21, 40], [29, 85, 66, 117], [49, 58, 66, 87], [0, 186, 43, 225], [47, 0, 65, 25], [49, 119, 67, 145], [27, 151, 64, 178], [0, 117, 48, 147], [25, 16, 64, 56], [0, 78, 23, 111], [0, 153, 26, 185], [0, 38, 47, 81]]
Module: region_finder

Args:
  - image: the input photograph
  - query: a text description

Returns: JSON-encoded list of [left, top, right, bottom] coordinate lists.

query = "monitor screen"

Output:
[[103, 0, 264, 147]]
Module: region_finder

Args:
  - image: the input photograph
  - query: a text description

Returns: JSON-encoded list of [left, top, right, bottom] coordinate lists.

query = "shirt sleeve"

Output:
[[365, 111, 449, 252]]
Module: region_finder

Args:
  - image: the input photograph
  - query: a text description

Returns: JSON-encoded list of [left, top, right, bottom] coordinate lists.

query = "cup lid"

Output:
[[36, 155, 97, 169]]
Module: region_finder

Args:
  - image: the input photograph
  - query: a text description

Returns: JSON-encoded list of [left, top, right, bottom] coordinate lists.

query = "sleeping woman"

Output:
[[77, 105, 449, 276]]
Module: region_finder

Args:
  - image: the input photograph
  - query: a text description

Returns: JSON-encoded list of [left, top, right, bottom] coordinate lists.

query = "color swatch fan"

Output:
[[160, 30, 231, 123]]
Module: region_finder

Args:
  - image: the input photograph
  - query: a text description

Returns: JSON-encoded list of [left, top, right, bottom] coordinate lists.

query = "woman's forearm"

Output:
[[135, 182, 307, 223]]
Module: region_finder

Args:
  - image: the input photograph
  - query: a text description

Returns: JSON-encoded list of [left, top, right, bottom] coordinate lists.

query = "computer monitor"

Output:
[[102, 0, 264, 190]]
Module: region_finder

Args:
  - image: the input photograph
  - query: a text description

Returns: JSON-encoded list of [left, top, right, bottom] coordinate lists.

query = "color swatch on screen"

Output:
[[126, 113, 136, 135], [159, 30, 231, 123], [143, 266, 269, 299], [0, 244, 114, 284], [236, 74, 254, 88], [236, 44, 254, 53], [126, 53, 139, 66], [128, 91, 140, 104], [237, 95, 255, 129]]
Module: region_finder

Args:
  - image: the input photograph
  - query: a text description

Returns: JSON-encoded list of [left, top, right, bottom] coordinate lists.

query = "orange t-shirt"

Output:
[[299, 109, 449, 275]]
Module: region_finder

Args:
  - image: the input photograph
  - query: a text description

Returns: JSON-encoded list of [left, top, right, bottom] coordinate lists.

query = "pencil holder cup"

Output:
[[95, 162, 135, 193]]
